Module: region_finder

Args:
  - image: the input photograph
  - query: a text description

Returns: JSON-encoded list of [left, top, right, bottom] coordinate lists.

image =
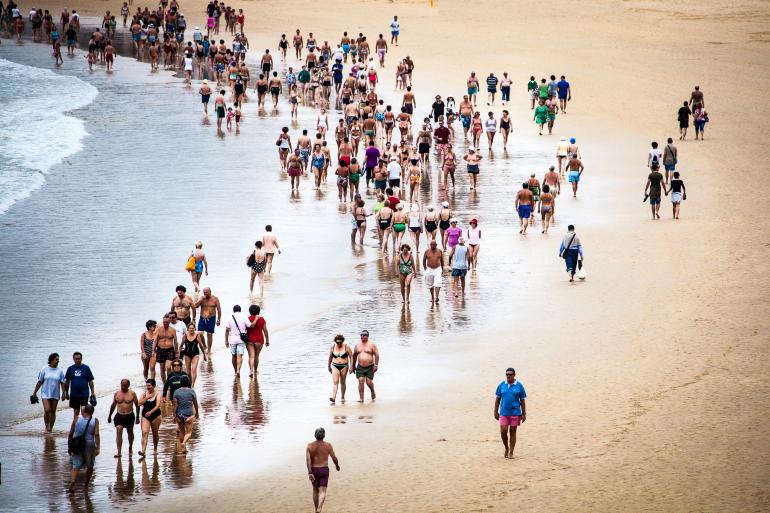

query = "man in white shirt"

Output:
[[332, 45, 344, 63], [168, 312, 187, 341], [387, 157, 402, 193], [225, 305, 251, 378], [390, 15, 400, 46]]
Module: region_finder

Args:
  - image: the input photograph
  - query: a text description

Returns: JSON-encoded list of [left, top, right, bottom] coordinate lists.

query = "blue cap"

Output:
[[570, 137, 576, 144]]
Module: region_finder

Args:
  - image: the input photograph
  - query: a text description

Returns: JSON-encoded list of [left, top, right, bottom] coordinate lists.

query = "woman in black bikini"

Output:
[[327, 334, 353, 403], [249, 240, 267, 296], [353, 199, 368, 246], [138, 378, 161, 459], [139, 320, 157, 380], [181, 323, 207, 387]]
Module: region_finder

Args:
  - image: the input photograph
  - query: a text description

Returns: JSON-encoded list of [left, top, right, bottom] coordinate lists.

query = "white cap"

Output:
[[450, 217, 458, 223], [441, 201, 449, 208]]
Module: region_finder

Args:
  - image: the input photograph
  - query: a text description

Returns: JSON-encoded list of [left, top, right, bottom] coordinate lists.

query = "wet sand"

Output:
[[3, 0, 770, 512]]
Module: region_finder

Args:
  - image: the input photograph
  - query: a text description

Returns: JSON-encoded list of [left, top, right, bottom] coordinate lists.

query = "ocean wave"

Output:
[[0, 58, 98, 215]]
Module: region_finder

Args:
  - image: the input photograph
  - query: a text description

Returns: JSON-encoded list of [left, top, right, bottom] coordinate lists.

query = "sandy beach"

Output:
[[2, 0, 769, 511]]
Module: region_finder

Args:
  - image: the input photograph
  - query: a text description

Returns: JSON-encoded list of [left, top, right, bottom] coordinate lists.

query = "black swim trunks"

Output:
[[113, 412, 136, 428]]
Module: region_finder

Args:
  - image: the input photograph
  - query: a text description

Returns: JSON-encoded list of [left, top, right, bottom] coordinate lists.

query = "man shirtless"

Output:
[[152, 314, 178, 382], [107, 379, 140, 458], [351, 330, 379, 402], [194, 287, 221, 354], [171, 285, 196, 326], [402, 86, 416, 115], [422, 240, 445, 303], [375, 34, 388, 67], [543, 165, 560, 196], [515, 182, 535, 234], [566, 155, 585, 198], [458, 95, 474, 138], [292, 29, 303, 59], [262, 225, 281, 274], [527, 173, 542, 220], [268, 71, 282, 108], [297, 130, 312, 172], [306, 427, 340, 513]]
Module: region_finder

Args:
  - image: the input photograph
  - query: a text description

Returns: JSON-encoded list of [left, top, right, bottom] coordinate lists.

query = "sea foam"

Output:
[[0, 58, 98, 214]]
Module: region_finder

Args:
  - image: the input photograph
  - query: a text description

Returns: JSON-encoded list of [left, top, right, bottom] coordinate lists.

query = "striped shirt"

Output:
[[486, 75, 499, 90]]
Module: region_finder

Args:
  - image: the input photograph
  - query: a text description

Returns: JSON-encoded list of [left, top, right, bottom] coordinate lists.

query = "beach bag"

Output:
[[185, 255, 196, 272], [232, 315, 249, 343], [247, 252, 256, 267], [576, 266, 586, 281], [68, 416, 92, 455]]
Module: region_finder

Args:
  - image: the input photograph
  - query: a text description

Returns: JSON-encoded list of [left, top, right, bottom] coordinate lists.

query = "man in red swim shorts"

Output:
[[306, 427, 340, 513]]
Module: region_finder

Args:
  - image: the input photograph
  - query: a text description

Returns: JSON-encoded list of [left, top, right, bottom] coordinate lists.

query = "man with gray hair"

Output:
[[306, 427, 340, 513]]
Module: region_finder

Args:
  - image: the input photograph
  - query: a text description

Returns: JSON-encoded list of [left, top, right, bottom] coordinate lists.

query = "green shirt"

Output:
[[298, 70, 310, 83], [527, 80, 537, 91]]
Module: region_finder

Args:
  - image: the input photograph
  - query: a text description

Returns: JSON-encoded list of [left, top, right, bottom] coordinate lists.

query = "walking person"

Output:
[[139, 320, 157, 380], [107, 379, 140, 458], [64, 352, 96, 420], [306, 427, 341, 513], [246, 304, 270, 377], [225, 305, 250, 378], [451, 237, 470, 298], [352, 330, 379, 402], [670, 172, 687, 219], [327, 335, 353, 404], [180, 322, 207, 387], [31, 353, 67, 433], [677, 101, 691, 140], [397, 244, 416, 303], [662, 138, 678, 184], [172, 375, 199, 454], [137, 378, 161, 460], [559, 225, 584, 282], [644, 164, 668, 220], [422, 240, 445, 304], [493, 367, 527, 459], [67, 404, 100, 493]]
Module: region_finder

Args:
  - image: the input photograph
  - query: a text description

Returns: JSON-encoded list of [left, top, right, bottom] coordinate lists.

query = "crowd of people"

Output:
[[10, 4, 706, 510]]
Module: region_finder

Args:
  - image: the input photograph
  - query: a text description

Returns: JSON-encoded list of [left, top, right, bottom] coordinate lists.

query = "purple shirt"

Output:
[[365, 146, 381, 168]]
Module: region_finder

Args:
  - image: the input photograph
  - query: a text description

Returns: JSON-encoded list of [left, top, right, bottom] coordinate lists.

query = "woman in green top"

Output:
[[391, 203, 408, 250], [397, 244, 415, 303], [538, 78, 549, 100], [534, 99, 549, 135], [527, 76, 538, 109]]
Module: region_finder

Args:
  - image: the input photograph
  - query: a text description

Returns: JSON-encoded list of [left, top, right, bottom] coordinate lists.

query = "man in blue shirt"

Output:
[[557, 75, 571, 113], [494, 367, 527, 459], [64, 352, 95, 419]]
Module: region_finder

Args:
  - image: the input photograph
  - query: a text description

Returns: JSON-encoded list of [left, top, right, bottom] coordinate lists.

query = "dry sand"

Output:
[[30, 0, 770, 510]]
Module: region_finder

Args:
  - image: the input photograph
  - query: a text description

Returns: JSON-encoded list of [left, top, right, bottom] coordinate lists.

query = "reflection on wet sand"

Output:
[[140, 458, 161, 496]]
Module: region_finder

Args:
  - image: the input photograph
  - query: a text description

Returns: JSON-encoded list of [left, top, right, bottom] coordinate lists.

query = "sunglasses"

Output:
[[505, 373, 514, 376]]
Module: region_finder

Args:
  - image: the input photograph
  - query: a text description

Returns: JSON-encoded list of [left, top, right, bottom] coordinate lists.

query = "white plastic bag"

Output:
[[576, 266, 586, 281]]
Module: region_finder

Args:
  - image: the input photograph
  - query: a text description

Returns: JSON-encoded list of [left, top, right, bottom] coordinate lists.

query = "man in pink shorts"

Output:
[[494, 367, 527, 459]]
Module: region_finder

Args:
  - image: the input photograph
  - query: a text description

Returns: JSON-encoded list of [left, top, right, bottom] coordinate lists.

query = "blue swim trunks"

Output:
[[197, 316, 216, 333], [517, 204, 532, 219], [568, 171, 580, 183], [649, 196, 661, 205], [461, 115, 471, 128]]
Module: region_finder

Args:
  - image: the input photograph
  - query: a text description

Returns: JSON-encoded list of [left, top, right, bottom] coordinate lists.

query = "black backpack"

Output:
[[68, 416, 92, 455]]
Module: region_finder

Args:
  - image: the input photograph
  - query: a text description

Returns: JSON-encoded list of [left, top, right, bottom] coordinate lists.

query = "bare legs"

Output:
[[357, 376, 375, 402], [500, 425, 518, 458], [330, 365, 348, 403], [42, 399, 58, 432]]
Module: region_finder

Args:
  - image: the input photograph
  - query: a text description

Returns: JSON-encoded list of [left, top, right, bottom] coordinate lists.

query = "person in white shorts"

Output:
[[422, 240, 445, 304], [225, 305, 250, 378]]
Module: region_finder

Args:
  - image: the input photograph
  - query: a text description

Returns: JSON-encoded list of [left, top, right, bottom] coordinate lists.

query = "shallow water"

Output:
[[0, 33, 592, 512]]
